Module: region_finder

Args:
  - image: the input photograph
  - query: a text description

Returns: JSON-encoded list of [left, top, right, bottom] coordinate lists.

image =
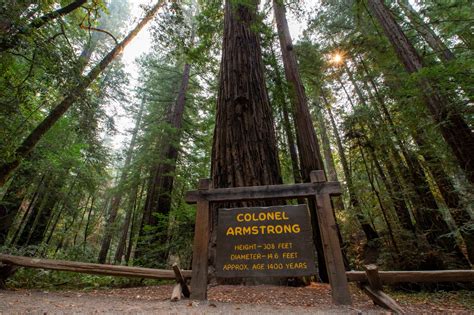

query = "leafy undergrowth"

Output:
[[7, 268, 173, 291]]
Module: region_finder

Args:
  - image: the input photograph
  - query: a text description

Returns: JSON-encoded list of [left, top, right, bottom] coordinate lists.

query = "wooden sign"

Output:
[[216, 204, 316, 278]]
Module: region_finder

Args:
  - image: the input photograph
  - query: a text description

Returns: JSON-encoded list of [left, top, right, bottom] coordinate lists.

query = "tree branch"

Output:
[[79, 25, 119, 45]]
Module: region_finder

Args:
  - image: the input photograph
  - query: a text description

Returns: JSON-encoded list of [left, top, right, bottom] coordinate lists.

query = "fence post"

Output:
[[311, 170, 352, 305], [189, 178, 211, 299]]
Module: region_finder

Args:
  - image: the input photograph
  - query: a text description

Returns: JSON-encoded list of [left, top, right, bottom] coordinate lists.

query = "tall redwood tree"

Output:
[[210, 0, 282, 240]]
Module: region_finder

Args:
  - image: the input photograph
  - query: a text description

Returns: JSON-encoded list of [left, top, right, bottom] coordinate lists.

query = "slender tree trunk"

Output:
[[269, 46, 302, 184], [414, 133, 474, 264], [345, 64, 415, 233], [273, 0, 331, 281], [359, 59, 473, 264], [112, 103, 146, 264], [114, 188, 135, 264], [22, 175, 72, 247], [126, 180, 146, 265], [366, 0, 474, 185], [315, 105, 337, 182], [73, 195, 90, 246], [358, 140, 399, 255], [136, 61, 192, 267], [0, 0, 165, 187], [397, 0, 455, 62], [0, 167, 36, 244], [83, 195, 96, 249], [340, 73, 468, 266], [16, 174, 55, 246], [321, 92, 380, 243], [9, 177, 42, 246]]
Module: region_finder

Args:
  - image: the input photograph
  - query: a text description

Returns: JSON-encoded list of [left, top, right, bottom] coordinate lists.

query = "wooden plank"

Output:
[[173, 263, 190, 298], [185, 181, 341, 204], [346, 270, 474, 283], [0, 254, 191, 280], [189, 179, 211, 300], [364, 264, 382, 291], [315, 191, 352, 305], [171, 283, 182, 302], [361, 284, 405, 314]]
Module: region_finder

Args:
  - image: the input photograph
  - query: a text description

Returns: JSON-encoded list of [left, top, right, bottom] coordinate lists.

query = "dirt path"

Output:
[[0, 283, 471, 314]]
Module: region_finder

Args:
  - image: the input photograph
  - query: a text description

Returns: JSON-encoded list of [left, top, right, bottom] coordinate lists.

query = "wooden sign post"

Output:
[[185, 170, 352, 305]]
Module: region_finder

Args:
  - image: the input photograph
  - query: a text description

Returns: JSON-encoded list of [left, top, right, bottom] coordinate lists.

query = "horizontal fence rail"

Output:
[[0, 254, 192, 280], [2, 254, 472, 284]]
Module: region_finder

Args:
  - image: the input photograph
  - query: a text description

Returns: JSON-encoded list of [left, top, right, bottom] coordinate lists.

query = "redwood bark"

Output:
[[210, 0, 283, 277], [367, 0, 474, 185], [0, 0, 165, 187]]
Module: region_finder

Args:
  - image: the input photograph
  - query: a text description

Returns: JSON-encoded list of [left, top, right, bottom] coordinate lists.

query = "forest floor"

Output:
[[0, 283, 473, 314]]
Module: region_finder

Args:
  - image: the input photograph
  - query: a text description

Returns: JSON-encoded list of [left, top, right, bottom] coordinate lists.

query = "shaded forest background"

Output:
[[0, 0, 473, 287]]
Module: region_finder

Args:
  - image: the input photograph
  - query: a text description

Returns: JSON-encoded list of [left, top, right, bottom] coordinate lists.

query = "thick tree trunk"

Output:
[[210, 0, 283, 281], [273, 0, 330, 281], [367, 0, 474, 185], [0, 0, 165, 187]]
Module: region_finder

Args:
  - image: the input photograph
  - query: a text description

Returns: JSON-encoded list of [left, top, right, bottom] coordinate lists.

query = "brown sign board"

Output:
[[216, 204, 317, 278]]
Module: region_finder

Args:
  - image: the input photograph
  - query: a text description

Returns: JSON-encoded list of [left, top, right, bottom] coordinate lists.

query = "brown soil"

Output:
[[0, 283, 471, 314]]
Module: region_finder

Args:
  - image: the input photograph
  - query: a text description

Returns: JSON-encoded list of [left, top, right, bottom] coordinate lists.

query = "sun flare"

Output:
[[331, 52, 344, 64]]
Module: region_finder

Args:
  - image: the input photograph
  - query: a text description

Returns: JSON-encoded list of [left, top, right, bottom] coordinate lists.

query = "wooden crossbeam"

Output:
[[0, 254, 191, 280], [185, 181, 341, 204]]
